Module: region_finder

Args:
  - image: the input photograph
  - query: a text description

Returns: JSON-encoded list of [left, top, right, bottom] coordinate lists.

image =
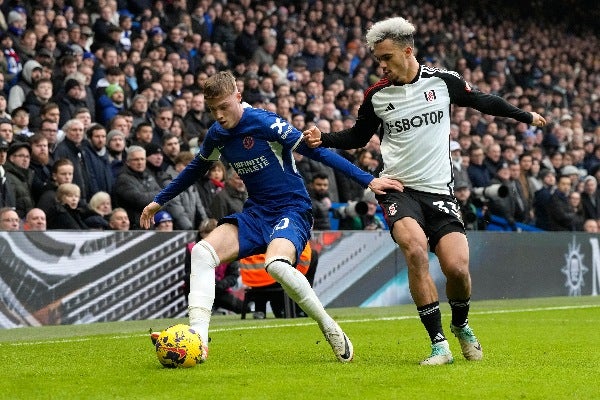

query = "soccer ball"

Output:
[[155, 324, 204, 368]]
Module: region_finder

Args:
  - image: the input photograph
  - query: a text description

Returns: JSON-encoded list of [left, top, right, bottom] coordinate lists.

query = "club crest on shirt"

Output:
[[388, 203, 398, 216], [243, 136, 254, 149], [424, 89, 436, 102]]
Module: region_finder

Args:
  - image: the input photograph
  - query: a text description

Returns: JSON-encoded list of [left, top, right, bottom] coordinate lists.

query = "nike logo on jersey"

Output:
[[385, 103, 395, 111]]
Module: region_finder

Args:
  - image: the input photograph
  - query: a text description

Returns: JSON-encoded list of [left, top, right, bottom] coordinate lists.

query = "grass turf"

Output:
[[0, 296, 598, 400]]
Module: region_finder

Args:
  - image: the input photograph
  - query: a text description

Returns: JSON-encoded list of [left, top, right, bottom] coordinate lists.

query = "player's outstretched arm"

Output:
[[140, 201, 161, 229], [302, 126, 322, 148], [368, 177, 404, 195]]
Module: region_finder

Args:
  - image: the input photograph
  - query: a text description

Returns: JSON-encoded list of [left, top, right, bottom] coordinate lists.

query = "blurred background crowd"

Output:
[[0, 0, 598, 233]]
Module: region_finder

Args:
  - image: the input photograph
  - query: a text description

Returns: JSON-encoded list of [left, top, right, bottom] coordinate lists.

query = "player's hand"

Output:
[[368, 177, 404, 195], [140, 202, 161, 229], [302, 126, 322, 148], [530, 112, 546, 127]]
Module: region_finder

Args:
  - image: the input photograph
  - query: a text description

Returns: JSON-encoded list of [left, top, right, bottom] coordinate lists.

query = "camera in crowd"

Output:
[[335, 200, 369, 218], [472, 184, 508, 202]]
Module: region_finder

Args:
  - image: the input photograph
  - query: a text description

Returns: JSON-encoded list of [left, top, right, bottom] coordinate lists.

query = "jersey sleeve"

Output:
[[295, 142, 374, 187], [320, 101, 379, 149], [440, 72, 533, 124], [154, 151, 213, 206]]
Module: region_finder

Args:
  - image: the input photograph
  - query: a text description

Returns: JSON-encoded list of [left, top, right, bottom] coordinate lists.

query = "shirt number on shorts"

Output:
[[432, 200, 460, 218]]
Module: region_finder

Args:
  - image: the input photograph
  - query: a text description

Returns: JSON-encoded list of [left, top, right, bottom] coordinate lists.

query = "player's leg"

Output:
[[265, 237, 353, 362], [391, 217, 453, 365], [188, 223, 239, 356], [436, 232, 483, 361]]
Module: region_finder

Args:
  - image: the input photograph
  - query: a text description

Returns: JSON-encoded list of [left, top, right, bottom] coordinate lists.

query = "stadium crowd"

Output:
[[0, 0, 598, 233]]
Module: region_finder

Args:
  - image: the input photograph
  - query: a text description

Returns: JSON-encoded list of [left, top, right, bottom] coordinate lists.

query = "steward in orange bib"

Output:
[[240, 243, 317, 318]]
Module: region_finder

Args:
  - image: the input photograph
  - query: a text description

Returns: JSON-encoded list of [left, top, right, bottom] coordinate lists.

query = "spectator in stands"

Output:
[[0, 118, 13, 145], [582, 219, 599, 233], [547, 175, 583, 231], [4, 141, 34, 218], [209, 167, 247, 221], [23, 208, 46, 231], [97, 83, 125, 126], [108, 207, 130, 231], [112, 145, 162, 230], [82, 191, 112, 230], [82, 123, 113, 197], [581, 176, 600, 220], [28, 133, 52, 204], [0, 207, 20, 231], [467, 144, 491, 188], [22, 78, 53, 131], [164, 151, 208, 230], [144, 142, 169, 188], [106, 129, 126, 180], [161, 133, 181, 171], [152, 106, 173, 145], [196, 160, 226, 217], [184, 92, 213, 145], [8, 59, 42, 113], [153, 210, 174, 232], [53, 119, 89, 201], [46, 183, 88, 229], [131, 122, 153, 148], [58, 79, 87, 127], [11, 106, 32, 139], [0, 138, 16, 209], [37, 158, 76, 214], [309, 172, 332, 230]]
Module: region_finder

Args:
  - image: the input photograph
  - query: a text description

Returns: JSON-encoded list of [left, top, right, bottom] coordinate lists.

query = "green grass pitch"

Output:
[[1, 296, 598, 400]]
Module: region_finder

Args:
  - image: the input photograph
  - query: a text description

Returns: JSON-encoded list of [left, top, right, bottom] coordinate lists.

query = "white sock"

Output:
[[188, 241, 219, 344], [265, 257, 334, 330]]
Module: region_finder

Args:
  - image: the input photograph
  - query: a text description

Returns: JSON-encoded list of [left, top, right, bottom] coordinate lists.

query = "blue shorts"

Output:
[[221, 207, 313, 262]]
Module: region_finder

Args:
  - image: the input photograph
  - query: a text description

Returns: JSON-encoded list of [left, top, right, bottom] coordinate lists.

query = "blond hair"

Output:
[[365, 17, 416, 50], [56, 183, 81, 202], [203, 71, 237, 100]]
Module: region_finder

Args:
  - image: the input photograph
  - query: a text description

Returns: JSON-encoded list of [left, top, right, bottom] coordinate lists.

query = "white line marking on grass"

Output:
[[2, 303, 599, 346]]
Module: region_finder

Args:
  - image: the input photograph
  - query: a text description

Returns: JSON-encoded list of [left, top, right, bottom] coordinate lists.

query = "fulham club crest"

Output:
[[388, 203, 398, 216], [243, 136, 254, 149], [424, 90, 436, 102]]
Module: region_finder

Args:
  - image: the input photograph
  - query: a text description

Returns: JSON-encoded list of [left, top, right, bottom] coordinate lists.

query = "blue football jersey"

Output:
[[154, 106, 374, 210]]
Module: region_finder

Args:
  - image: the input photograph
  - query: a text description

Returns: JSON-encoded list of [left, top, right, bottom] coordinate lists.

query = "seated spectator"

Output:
[[546, 175, 584, 231], [4, 142, 34, 218], [112, 145, 162, 230], [37, 158, 76, 214], [83, 191, 112, 229], [582, 219, 599, 233], [153, 210, 174, 231], [106, 129, 126, 179], [196, 160, 225, 216], [97, 83, 125, 126], [581, 176, 600, 220], [240, 242, 317, 319], [209, 167, 247, 221], [0, 207, 20, 230], [164, 151, 207, 230], [108, 207, 130, 231], [24, 208, 46, 231], [309, 172, 332, 230], [46, 183, 88, 229]]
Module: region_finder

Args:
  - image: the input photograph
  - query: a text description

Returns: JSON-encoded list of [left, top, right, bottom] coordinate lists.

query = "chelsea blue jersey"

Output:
[[154, 106, 374, 211]]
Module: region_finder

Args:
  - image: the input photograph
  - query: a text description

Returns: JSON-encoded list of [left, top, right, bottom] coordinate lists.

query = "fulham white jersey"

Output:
[[321, 65, 533, 195]]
